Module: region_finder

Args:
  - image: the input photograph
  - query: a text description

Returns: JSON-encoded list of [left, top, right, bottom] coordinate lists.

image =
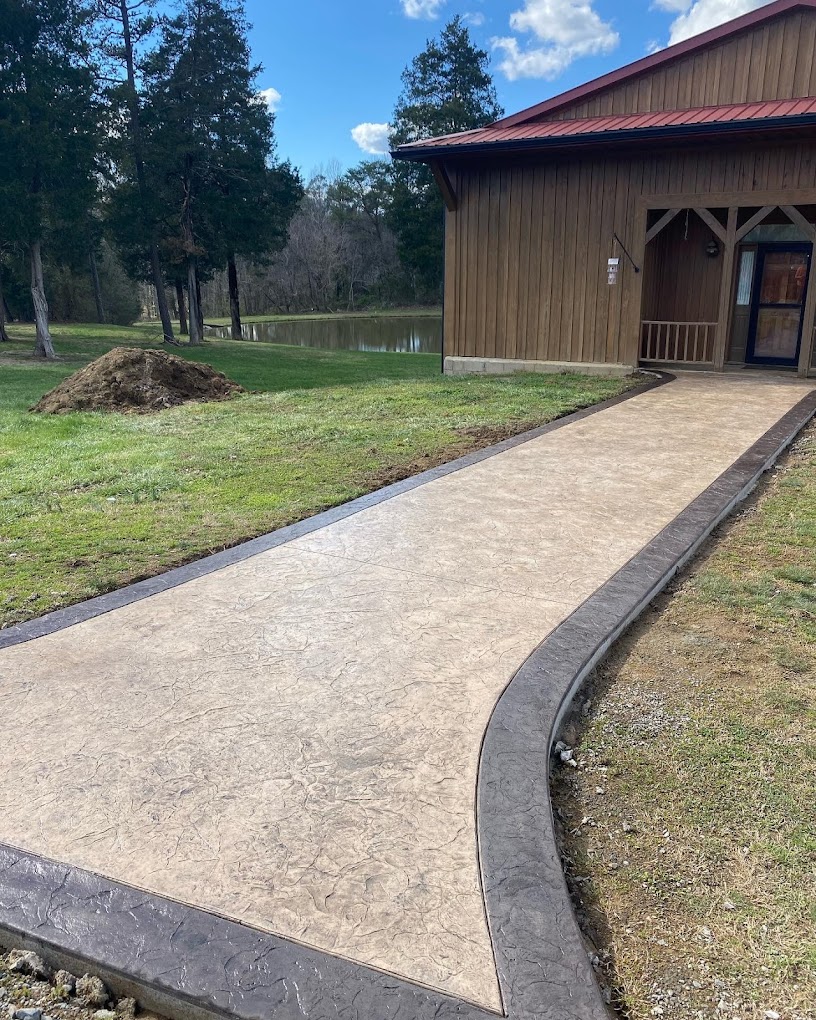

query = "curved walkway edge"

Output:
[[478, 384, 816, 1020], [0, 377, 814, 1020]]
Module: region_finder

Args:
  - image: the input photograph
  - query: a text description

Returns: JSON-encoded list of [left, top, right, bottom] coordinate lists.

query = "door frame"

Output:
[[746, 242, 812, 367]]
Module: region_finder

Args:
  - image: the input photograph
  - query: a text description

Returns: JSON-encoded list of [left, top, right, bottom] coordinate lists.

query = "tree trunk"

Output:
[[186, 261, 201, 345], [120, 0, 174, 345], [175, 279, 188, 335], [149, 234, 174, 344], [30, 240, 55, 358], [227, 255, 242, 340], [89, 249, 106, 324], [195, 270, 204, 337], [0, 271, 10, 342]]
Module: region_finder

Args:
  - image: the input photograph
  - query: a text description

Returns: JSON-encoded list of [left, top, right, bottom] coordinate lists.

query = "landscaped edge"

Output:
[[0, 376, 813, 1020], [477, 385, 816, 1020], [0, 372, 669, 649]]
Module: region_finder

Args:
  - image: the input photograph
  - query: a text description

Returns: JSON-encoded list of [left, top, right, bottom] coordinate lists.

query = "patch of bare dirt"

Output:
[[367, 420, 538, 490], [31, 347, 243, 414]]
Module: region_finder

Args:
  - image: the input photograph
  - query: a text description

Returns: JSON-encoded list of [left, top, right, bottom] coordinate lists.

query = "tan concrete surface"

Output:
[[0, 374, 811, 1010]]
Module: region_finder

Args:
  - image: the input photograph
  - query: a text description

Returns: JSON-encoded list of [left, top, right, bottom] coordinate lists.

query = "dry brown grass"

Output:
[[552, 423, 816, 1020]]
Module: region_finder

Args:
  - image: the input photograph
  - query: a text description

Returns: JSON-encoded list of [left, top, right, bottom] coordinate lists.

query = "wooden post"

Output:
[[621, 202, 647, 370], [713, 206, 738, 371], [798, 240, 816, 377]]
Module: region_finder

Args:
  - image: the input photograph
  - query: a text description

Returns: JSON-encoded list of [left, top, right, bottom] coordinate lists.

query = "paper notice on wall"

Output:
[[607, 257, 620, 285]]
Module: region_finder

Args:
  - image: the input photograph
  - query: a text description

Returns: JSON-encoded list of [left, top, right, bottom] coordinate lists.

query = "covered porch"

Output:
[[638, 192, 816, 377]]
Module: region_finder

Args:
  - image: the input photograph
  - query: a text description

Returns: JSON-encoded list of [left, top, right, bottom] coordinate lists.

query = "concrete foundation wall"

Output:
[[443, 356, 635, 378]]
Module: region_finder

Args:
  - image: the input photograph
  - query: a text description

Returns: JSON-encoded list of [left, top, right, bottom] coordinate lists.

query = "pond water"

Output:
[[207, 315, 442, 354]]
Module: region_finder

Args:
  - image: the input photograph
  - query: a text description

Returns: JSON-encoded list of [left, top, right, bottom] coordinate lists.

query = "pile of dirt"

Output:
[[31, 347, 244, 414]]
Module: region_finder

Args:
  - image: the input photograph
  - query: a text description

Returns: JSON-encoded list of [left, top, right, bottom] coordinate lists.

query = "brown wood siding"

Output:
[[444, 140, 816, 366], [641, 212, 722, 323], [544, 10, 816, 120]]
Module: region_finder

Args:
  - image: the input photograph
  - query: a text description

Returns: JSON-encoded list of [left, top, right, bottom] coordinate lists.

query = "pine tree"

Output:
[[388, 16, 502, 298], [95, 0, 176, 344], [0, 0, 100, 357], [140, 0, 299, 344]]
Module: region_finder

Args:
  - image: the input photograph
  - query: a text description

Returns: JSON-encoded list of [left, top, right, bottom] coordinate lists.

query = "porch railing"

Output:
[[640, 321, 717, 364]]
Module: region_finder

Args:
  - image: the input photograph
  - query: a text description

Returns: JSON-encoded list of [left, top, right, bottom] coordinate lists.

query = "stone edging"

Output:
[[1, 374, 813, 1020]]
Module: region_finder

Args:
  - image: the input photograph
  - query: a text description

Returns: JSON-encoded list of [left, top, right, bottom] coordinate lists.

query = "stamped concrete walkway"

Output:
[[0, 374, 813, 1013]]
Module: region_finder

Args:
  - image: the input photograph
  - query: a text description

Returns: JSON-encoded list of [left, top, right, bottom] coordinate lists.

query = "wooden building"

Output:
[[394, 0, 816, 378]]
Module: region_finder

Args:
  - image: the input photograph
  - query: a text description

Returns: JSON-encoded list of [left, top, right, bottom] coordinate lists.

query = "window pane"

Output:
[[736, 250, 755, 305], [759, 252, 808, 305], [754, 307, 802, 359], [742, 223, 810, 243]]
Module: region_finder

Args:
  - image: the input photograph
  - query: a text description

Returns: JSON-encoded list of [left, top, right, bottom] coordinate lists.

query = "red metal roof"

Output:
[[395, 97, 816, 158], [495, 0, 816, 128]]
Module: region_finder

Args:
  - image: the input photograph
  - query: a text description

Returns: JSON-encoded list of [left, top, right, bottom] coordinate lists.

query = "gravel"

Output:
[[0, 950, 168, 1020]]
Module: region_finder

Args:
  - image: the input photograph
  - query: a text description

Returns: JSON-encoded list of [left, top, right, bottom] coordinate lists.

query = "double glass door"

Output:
[[746, 244, 811, 366]]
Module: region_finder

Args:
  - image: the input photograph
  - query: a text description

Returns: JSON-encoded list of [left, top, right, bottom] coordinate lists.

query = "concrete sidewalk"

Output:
[[0, 373, 812, 1013]]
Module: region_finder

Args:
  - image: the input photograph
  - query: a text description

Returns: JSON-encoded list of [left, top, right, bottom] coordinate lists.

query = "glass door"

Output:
[[746, 244, 811, 366]]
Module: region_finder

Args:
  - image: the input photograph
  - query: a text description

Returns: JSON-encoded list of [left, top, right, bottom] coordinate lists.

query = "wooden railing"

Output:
[[640, 321, 717, 364]]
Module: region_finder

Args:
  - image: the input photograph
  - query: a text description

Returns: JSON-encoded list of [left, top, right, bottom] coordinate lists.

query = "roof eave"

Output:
[[391, 113, 816, 162]]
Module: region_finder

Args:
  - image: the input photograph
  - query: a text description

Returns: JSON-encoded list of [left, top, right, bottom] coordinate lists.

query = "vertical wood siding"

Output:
[[445, 142, 816, 366], [641, 212, 722, 323], [544, 10, 816, 120]]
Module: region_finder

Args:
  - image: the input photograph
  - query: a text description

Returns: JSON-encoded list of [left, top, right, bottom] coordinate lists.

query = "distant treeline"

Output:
[[0, 2, 502, 354]]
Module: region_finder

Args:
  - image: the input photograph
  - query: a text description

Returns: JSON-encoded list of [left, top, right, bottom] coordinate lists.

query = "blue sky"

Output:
[[244, 0, 770, 175]]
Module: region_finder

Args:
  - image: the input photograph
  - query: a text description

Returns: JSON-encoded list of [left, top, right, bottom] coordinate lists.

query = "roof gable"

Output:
[[495, 0, 816, 128]]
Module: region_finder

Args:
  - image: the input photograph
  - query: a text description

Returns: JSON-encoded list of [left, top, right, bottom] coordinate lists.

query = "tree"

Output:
[[328, 161, 402, 308], [217, 160, 302, 340], [46, 240, 141, 324], [95, 0, 176, 344], [0, 240, 11, 341], [0, 0, 100, 358], [140, 0, 296, 345], [388, 16, 502, 298]]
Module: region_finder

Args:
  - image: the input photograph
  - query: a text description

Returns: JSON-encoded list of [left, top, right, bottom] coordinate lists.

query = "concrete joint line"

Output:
[[1, 375, 814, 1020]]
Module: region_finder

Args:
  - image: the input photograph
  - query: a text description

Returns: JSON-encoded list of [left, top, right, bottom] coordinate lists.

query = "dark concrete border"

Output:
[[0, 372, 670, 649], [0, 376, 813, 1020], [0, 844, 494, 1020], [477, 385, 816, 1020]]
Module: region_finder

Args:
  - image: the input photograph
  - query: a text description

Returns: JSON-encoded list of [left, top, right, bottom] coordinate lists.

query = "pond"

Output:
[[206, 315, 442, 354]]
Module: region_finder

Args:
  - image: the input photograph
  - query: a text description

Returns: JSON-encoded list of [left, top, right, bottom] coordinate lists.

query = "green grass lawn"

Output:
[[1, 322, 635, 628]]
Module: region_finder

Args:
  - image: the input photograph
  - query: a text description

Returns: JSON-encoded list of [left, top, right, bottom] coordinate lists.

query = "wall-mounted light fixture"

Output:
[[705, 238, 721, 258]]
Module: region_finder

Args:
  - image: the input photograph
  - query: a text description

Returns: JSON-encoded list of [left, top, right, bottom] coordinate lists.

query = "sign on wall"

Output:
[[607, 258, 620, 285]]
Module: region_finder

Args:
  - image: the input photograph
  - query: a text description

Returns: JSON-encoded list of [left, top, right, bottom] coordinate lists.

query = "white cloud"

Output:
[[401, 0, 445, 18], [492, 0, 619, 81], [652, 0, 691, 11], [351, 122, 392, 155], [259, 87, 282, 112], [660, 0, 765, 45], [464, 11, 486, 26]]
